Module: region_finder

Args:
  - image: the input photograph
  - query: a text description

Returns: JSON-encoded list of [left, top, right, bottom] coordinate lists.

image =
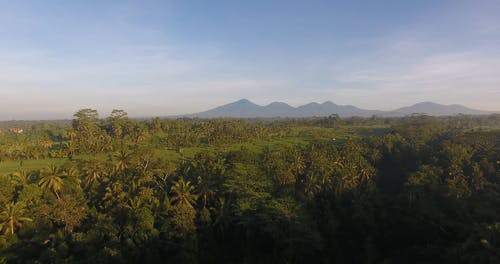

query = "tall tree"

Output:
[[170, 178, 198, 234], [83, 160, 103, 186], [0, 202, 32, 236], [113, 148, 132, 173], [171, 178, 197, 209], [107, 109, 128, 139], [38, 164, 64, 199], [72, 109, 100, 153]]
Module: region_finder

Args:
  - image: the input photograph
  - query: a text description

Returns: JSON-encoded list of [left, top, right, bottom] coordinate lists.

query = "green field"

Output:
[[0, 125, 389, 175]]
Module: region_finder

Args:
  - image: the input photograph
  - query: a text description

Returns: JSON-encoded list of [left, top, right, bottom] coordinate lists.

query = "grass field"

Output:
[[0, 158, 68, 175], [0, 125, 390, 176]]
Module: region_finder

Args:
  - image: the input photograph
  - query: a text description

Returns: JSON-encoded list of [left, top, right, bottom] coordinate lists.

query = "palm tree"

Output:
[[213, 197, 231, 233], [39, 164, 64, 199], [113, 148, 132, 173], [170, 178, 198, 234], [65, 128, 77, 141], [10, 169, 30, 187], [196, 175, 216, 209], [63, 141, 78, 158], [289, 151, 306, 178], [303, 172, 321, 198], [83, 160, 102, 186], [63, 166, 82, 188], [170, 178, 197, 209], [0, 202, 32, 236], [41, 139, 54, 149]]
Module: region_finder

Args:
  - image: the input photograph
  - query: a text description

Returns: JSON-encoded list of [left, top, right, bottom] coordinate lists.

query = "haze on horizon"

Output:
[[1, 0, 499, 120]]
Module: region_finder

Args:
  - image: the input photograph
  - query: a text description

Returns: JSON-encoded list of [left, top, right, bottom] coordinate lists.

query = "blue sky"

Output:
[[0, 0, 499, 119]]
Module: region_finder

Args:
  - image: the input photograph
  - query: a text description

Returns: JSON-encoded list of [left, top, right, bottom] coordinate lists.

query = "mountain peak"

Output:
[[234, 98, 253, 104], [412, 101, 440, 106], [301, 102, 320, 107], [267, 101, 289, 106], [322, 101, 337, 106], [395, 102, 488, 116]]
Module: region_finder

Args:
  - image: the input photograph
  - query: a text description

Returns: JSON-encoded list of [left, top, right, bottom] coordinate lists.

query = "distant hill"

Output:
[[181, 99, 493, 118], [393, 102, 491, 116]]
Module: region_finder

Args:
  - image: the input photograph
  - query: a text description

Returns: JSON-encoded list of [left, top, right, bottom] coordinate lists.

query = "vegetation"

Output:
[[0, 110, 499, 263]]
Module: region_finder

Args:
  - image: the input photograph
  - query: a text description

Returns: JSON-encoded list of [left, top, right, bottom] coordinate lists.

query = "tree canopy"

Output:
[[0, 110, 499, 263]]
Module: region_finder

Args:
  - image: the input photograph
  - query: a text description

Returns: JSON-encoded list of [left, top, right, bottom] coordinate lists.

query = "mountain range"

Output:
[[181, 99, 494, 118]]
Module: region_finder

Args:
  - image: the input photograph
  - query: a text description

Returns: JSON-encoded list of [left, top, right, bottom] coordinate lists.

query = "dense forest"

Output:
[[0, 110, 499, 263]]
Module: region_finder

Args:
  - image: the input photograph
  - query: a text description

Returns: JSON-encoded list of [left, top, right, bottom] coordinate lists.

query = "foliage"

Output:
[[0, 111, 499, 263]]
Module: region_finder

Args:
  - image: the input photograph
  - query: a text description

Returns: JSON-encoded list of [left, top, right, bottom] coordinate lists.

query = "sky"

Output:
[[0, 0, 499, 120]]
